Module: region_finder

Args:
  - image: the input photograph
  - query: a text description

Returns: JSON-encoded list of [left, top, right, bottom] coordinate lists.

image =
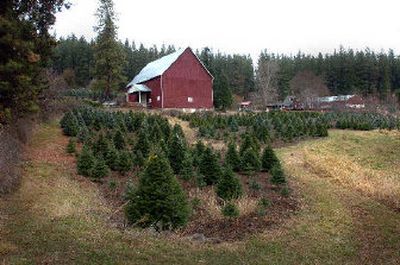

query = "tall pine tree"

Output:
[[93, 0, 126, 100]]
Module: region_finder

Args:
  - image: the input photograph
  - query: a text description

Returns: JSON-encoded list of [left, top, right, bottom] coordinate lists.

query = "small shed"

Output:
[[126, 84, 152, 107]]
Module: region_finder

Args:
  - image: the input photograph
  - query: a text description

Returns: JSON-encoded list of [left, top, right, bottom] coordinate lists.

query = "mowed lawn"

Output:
[[1, 122, 399, 265]]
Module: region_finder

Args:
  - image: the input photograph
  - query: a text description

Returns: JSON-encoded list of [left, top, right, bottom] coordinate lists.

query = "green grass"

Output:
[[1, 124, 399, 264]]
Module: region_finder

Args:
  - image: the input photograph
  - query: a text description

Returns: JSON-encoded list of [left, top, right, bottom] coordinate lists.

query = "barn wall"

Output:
[[127, 93, 138, 102], [142, 76, 162, 108], [162, 49, 213, 109]]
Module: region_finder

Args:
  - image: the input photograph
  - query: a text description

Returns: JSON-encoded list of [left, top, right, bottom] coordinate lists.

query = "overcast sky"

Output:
[[54, 0, 400, 61]]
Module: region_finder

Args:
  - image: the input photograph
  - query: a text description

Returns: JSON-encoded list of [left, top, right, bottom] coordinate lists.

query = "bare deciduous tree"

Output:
[[255, 59, 280, 109], [289, 70, 330, 108]]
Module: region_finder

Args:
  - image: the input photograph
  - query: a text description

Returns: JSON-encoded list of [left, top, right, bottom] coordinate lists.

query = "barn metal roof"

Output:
[[127, 48, 186, 86], [318, 95, 354, 102], [127, 84, 151, 94]]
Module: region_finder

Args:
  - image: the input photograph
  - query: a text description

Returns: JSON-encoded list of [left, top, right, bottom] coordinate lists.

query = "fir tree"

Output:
[[133, 129, 150, 164], [192, 140, 206, 167], [105, 145, 119, 170], [93, 0, 126, 99], [270, 162, 286, 184], [216, 167, 243, 201], [118, 150, 133, 174], [261, 145, 279, 172], [125, 152, 190, 230], [180, 152, 193, 180], [199, 146, 222, 185], [113, 129, 126, 150], [61, 112, 79, 136], [91, 156, 109, 179], [77, 145, 95, 177], [240, 148, 261, 173], [225, 141, 240, 171], [66, 138, 76, 154], [168, 129, 187, 174]]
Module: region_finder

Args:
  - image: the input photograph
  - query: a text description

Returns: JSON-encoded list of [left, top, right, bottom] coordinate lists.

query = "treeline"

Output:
[[49, 35, 256, 108], [262, 47, 400, 101]]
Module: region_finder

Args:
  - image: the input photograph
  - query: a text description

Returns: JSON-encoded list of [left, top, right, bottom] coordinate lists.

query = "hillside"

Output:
[[1, 121, 399, 264]]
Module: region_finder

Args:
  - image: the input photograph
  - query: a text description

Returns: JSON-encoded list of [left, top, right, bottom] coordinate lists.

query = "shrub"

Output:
[[216, 167, 243, 201], [256, 197, 271, 216], [270, 162, 286, 184], [221, 202, 240, 218], [280, 186, 290, 197], [249, 179, 261, 191], [66, 138, 76, 154], [77, 145, 95, 177], [109, 179, 117, 191], [125, 153, 190, 230]]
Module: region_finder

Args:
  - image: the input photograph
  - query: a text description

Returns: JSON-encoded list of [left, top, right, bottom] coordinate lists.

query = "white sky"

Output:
[[54, 0, 400, 62]]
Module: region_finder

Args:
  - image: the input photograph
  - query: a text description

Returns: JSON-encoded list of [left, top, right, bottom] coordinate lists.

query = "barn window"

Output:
[[188, 97, 193, 103], [157, 96, 160, 101]]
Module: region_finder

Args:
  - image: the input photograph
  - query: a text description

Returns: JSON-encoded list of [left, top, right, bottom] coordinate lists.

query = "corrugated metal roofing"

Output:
[[127, 48, 186, 86], [127, 84, 151, 94]]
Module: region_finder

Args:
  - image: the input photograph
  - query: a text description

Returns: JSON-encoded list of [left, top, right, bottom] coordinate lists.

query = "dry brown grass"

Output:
[[299, 130, 400, 210]]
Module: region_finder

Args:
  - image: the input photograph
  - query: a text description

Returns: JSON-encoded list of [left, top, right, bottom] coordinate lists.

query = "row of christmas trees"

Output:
[[180, 110, 400, 142], [60, 107, 286, 229]]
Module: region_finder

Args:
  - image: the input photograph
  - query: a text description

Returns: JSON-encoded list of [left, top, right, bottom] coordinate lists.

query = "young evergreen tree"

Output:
[[240, 148, 261, 173], [192, 140, 206, 167], [199, 146, 222, 185], [261, 145, 279, 172], [77, 145, 95, 177], [225, 141, 240, 171], [270, 162, 286, 184], [66, 138, 76, 154], [61, 112, 79, 136], [113, 129, 126, 150], [180, 152, 193, 180], [168, 129, 187, 174], [105, 145, 119, 170], [93, 0, 126, 100], [125, 153, 190, 230], [91, 156, 109, 180], [216, 167, 243, 201], [133, 129, 150, 164], [118, 150, 133, 174]]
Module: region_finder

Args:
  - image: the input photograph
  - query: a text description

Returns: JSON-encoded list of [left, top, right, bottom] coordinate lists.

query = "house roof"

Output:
[[127, 48, 187, 86], [127, 84, 151, 94]]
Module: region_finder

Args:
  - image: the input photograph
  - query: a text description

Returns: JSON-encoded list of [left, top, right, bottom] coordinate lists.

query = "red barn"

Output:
[[126, 47, 214, 109]]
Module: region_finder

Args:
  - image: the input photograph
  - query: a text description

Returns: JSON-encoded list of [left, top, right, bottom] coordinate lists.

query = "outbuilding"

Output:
[[126, 47, 214, 109]]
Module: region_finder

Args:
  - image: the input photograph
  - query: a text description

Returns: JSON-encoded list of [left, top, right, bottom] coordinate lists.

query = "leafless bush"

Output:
[[0, 127, 23, 195]]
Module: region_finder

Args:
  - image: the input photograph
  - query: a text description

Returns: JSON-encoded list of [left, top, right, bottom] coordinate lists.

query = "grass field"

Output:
[[1, 122, 399, 264]]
